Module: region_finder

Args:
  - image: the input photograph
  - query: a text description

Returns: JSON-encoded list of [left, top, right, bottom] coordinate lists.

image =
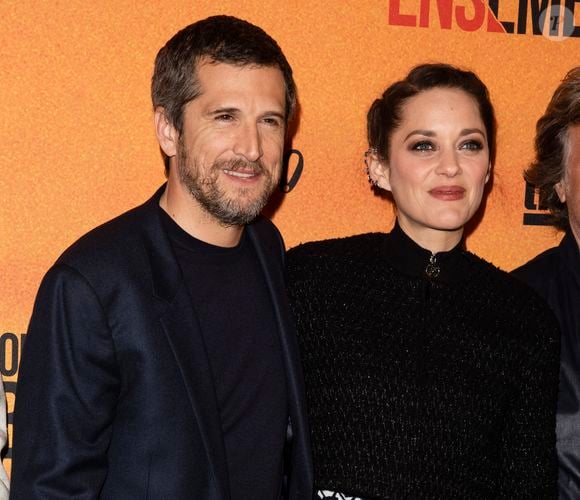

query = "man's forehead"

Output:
[[193, 61, 286, 105], [195, 59, 283, 81]]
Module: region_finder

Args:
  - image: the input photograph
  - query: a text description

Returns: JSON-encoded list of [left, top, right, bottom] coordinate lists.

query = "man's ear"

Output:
[[366, 150, 391, 191], [154, 107, 178, 158], [554, 179, 567, 203]]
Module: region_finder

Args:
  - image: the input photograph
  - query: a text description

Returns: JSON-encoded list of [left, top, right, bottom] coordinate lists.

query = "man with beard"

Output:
[[11, 16, 312, 499]]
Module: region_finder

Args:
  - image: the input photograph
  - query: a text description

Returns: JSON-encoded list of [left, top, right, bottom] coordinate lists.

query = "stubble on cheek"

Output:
[[177, 143, 280, 226]]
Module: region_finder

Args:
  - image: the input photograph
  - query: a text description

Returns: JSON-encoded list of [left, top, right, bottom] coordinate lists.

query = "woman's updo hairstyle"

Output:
[[367, 63, 496, 167]]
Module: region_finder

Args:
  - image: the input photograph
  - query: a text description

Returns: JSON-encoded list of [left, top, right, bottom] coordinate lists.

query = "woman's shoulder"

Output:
[[466, 250, 550, 303], [286, 233, 388, 287], [287, 232, 386, 261], [465, 251, 560, 345]]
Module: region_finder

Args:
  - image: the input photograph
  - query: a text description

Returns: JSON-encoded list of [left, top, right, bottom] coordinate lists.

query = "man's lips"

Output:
[[428, 185, 465, 200], [223, 168, 261, 180]]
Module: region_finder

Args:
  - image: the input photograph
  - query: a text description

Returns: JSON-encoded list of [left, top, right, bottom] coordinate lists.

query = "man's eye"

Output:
[[411, 141, 434, 151], [263, 117, 281, 126], [215, 114, 234, 121]]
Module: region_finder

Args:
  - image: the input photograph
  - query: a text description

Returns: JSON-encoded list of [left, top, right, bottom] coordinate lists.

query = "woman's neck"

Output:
[[397, 218, 464, 254]]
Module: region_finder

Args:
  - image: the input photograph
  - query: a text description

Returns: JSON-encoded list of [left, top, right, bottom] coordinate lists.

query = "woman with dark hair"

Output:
[[513, 67, 580, 499], [287, 64, 560, 499]]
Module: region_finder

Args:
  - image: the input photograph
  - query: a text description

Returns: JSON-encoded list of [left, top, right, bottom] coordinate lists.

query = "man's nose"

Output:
[[233, 123, 263, 162]]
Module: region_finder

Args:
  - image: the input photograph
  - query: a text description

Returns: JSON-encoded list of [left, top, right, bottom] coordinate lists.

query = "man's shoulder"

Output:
[[56, 189, 160, 272], [461, 251, 546, 303], [511, 245, 561, 294]]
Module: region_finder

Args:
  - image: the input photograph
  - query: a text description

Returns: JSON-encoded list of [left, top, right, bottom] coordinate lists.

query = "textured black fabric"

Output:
[[287, 227, 560, 500], [513, 231, 580, 500]]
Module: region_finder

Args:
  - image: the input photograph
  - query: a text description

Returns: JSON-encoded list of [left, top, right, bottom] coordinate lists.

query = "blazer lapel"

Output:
[[247, 222, 313, 496], [139, 187, 230, 499]]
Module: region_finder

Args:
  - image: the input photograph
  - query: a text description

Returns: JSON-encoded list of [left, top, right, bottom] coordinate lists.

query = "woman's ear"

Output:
[[154, 107, 179, 158], [365, 149, 391, 191], [554, 179, 567, 203], [485, 162, 492, 184]]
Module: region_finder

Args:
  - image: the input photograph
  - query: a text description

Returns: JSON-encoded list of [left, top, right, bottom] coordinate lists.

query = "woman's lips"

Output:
[[428, 185, 466, 200]]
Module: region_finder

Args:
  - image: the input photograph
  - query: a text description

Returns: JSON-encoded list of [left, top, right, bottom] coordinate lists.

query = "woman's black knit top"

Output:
[[287, 225, 560, 499]]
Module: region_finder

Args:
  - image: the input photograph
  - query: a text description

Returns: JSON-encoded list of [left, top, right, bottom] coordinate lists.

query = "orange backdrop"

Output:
[[1, 0, 578, 471]]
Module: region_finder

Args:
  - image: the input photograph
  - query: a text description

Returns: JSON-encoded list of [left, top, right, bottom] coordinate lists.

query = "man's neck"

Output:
[[159, 183, 244, 248]]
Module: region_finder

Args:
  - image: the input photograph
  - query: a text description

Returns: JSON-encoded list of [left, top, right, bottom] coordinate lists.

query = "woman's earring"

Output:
[[365, 165, 379, 187], [364, 148, 379, 187]]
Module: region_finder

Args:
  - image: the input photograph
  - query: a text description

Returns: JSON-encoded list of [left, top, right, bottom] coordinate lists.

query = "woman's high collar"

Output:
[[381, 222, 475, 283]]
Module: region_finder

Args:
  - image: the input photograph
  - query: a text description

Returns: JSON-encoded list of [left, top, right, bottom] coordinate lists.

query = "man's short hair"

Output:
[[524, 67, 580, 230], [151, 15, 296, 174]]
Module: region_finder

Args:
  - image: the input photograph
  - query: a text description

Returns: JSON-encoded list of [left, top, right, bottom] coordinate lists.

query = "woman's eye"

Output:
[[411, 141, 434, 151], [461, 140, 483, 150]]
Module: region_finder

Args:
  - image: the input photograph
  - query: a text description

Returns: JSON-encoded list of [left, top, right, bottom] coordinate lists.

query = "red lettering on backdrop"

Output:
[[486, 1, 506, 32], [436, 0, 453, 29], [419, 0, 453, 29], [456, 0, 485, 31], [391, 0, 506, 33], [419, 0, 429, 27], [389, 0, 417, 26]]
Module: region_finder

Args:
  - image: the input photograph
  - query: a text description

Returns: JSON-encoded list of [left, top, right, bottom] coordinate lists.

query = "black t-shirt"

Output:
[[160, 208, 287, 499]]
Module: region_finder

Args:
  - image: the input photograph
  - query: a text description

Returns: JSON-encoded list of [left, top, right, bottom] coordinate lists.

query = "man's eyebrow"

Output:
[[207, 107, 240, 116], [206, 107, 286, 121]]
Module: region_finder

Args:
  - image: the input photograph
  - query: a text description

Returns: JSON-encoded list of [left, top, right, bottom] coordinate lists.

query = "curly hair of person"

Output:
[[524, 67, 580, 230]]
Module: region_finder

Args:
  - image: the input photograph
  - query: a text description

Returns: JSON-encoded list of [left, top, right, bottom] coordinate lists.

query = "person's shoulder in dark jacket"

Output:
[[512, 245, 561, 300]]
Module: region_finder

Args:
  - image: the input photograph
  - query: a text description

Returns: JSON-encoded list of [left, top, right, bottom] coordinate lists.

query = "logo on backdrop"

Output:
[[523, 181, 551, 225], [388, 0, 579, 39], [1, 331, 26, 458]]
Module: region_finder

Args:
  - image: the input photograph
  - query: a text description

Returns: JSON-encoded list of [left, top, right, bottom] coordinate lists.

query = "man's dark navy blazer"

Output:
[[11, 186, 313, 499]]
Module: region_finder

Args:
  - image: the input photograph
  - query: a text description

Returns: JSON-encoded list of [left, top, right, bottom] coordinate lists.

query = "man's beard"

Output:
[[177, 143, 279, 227]]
